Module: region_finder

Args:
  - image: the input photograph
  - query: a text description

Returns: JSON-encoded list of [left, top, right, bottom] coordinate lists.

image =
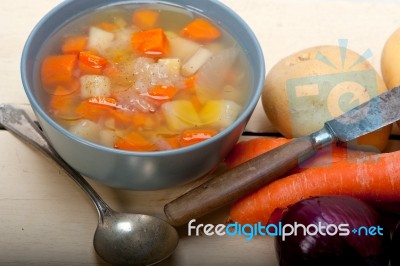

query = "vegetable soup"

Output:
[[39, 3, 251, 152]]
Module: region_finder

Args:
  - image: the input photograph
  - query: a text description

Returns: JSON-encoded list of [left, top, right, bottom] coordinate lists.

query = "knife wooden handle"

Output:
[[164, 136, 319, 227]]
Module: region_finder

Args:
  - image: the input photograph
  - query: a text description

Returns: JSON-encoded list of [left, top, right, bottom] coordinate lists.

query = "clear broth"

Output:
[[37, 2, 252, 152]]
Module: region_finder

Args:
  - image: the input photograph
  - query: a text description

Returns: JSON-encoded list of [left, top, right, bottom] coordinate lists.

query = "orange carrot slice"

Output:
[[132, 9, 159, 29], [76, 97, 116, 121], [179, 129, 218, 147], [148, 85, 177, 101], [109, 110, 155, 129], [41, 54, 77, 87], [45, 79, 80, 96], [181, 18, 221, 43], [115, 132, 156, 151], [184, 75, 197, 94], [87, 96, 117, 107], [78, 60, 103, 75], [49, 86, 82, 120], [164, 135, 180, 149], [61, 36, 88, 54], [79, 51, 108, 69], [109, 109, 133, 127], [131, 28, 170, 57], [95, 22, 119, 32]]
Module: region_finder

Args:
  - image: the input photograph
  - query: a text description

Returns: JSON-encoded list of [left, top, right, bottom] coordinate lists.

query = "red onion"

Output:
[[274, 196, 390, 266], [391, 220, 400, 266]]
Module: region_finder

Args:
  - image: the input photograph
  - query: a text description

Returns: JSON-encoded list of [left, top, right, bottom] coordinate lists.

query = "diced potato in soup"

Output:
[[80, 75, 111, 98], [181, 47, 212, 77], [39, 3, 251, 151], [87, 27, 115, 54]]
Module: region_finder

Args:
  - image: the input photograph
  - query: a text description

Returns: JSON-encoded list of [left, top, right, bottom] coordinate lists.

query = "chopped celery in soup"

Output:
[[40, 4, 250, 152]]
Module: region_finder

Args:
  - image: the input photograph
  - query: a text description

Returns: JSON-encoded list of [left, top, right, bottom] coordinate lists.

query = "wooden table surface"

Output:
[[1, 0, 399, 265]]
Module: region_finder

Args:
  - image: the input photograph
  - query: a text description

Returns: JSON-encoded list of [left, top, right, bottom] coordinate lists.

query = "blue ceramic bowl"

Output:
[[21, 0, 265, 190]]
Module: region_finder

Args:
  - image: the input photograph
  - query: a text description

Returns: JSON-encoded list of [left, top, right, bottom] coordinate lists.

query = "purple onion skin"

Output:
[[275, 196, 390, 266], [391, 220, 400, 266]]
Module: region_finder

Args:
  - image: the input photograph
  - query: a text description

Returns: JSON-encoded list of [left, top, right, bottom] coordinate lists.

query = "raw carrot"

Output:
[[179, 129, 218, 147], [114, 132, 156, 151], [225, 137, 374, 170], [148, 84, 177, 101], [297, 143, 375, 170], [181, 18, 221, 43], [79, 51, 108, 69], [61, 36, 88, 54], [132, 9, 159, 29], [225, 137, 291, 168], [41, 54, 77, 87], [229, 148, 396, 225], [131, 28, 170, 57]]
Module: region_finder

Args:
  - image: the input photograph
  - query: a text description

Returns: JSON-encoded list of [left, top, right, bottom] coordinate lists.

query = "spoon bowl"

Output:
[[94, 211, 178, 265], [0, 104, 179, 265]]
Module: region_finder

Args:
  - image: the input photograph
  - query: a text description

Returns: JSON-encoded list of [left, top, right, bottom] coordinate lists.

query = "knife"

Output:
[[164, 85, 400, 227]]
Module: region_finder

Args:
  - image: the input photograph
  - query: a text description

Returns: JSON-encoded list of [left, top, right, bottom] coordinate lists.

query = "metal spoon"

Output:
[[0, 104, 179, 266]]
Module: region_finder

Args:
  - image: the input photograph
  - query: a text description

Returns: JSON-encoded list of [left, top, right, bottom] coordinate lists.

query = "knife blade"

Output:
[[326, 85, 400, 142], [164, 86, 400, 227]]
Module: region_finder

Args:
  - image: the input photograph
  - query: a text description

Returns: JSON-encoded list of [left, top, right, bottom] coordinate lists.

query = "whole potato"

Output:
[[262, 45, 391, 151], [381, 27, 400, 89]]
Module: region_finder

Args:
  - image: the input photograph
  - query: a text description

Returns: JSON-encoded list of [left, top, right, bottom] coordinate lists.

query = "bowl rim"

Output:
[[21, 0, 265, 157]]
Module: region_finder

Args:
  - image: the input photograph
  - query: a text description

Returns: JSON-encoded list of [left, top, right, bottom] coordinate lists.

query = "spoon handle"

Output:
[[0, 104, 110, 218]]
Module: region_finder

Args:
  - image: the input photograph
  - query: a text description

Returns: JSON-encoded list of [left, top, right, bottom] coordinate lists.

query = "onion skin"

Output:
[[391, 221, 400, 266], [275, 196, 390, 266]]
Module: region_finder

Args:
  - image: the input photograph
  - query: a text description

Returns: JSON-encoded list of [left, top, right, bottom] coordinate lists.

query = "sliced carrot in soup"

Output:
[[131, 28, 170, 57], [41, 54, 78, 87]]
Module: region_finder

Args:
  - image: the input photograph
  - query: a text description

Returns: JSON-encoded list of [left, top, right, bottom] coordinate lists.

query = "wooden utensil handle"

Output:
[[164, 136, 318, 227]]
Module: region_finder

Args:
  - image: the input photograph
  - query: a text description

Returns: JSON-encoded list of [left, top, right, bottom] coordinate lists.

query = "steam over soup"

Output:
[[39, 3, 251, 152]]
